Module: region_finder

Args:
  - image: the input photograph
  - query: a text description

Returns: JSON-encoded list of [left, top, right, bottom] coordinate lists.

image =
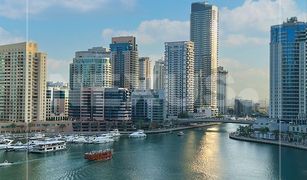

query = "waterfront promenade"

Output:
[[229, 132, 307, 151]]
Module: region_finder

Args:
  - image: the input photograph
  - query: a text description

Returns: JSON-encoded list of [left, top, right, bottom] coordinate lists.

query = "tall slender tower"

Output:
[[191, 2, 219, 111], [270, 17, 307, 124], [165, 41, 194, 117], [110, 36, 139, 90], [217, 66, 228, 114], [138, 57, 151, 90], [153, 59, 165, 90], [0, 42, 47, 122]]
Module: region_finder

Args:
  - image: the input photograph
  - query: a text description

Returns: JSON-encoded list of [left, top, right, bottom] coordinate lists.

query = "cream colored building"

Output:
[[139, 57, 152, 90], [0, 42, 47, 123]]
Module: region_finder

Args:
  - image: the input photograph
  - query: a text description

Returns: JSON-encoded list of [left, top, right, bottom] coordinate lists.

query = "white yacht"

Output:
[[129, 130, 147, 138], [72, 136, 87, 143], [177, 131, 184, 136], [0, 160, 12, 166], [91, 136, 114, 144], [30, 140, 66, 153], [0, 139, 13, 150], [6, 141, 33, 151], [109, 129, 121, 137], [29, 133, 45, 140]]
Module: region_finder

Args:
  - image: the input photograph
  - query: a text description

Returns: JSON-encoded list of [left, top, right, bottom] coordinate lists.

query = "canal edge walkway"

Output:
[[229, 133, 307, 151]]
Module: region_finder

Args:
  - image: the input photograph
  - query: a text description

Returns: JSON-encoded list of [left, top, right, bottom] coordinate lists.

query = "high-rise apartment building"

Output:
[[69, 87, 132, 132], [70, 47, 112, 89], [0, 42, 47, 122], [69, 47, 132, 129], [132, 89, 165, 124], [270, 17, 307, 124], [235, 98, 253, 117], [139, 57, 151, 90], [153, 59, 165, 90], [191, 2, 219, 110], [110, 36, 139, 90], [46, 84, 69, 121], [165, 41, 194, 117], [217, 66, 228, 114]]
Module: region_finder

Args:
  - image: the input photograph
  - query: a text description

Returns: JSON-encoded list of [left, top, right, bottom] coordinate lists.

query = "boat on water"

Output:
[[87, 135, 114, 144], [109, 129, 121, 137], [72, 136, 87, 143], [29, 133, 45, 140], [129, 130, 147, 138], [6, 141, 32, 151], [0, 160, 12, 167], [30, 140, 66, 153], [0, 139, 13, 150], [177, 131, 184, 136], [84, 149, 112, 161]]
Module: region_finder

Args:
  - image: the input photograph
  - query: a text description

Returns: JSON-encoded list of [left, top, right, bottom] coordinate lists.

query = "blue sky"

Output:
[[0, 0, 306, 103]]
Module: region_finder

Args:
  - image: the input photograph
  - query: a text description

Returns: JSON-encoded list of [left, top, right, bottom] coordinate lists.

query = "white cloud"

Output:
[[101, 19, 189, 45], [224, 34, 268, 46], [220, 0, 307, 46], [220, 58, 269, 102], [0, 0, 134, 19], [0, 27, 24, 45], [47, 58, 71, 82]]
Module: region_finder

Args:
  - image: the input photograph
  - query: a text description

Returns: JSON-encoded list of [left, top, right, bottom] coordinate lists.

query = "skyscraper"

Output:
[[270, 17, 307, 124], [110, 36, 139, 90], [165, 41, 194, 117], [46, 84, 69, 121], [70, 47, 112, 89], [69, 47, 112, 121], [138, 57, 151, 90], [0, 42, 47, 122], [217, 66, 228, 114], [153, 59, 165, 90], [191, 2, 219, 110]]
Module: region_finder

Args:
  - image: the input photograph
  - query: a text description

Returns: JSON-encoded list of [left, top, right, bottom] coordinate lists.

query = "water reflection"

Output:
[[1, 124, 307, 179]]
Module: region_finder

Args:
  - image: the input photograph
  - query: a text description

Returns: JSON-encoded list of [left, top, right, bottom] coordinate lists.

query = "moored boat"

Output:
[[109, 129, 121, 137], [0, 160, 12, 166], [84, 149, 112, 161], [129, 130, 146, 138], [30, 140, 66, 153]]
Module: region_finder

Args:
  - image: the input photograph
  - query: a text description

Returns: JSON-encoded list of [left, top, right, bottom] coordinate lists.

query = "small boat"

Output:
[[109, 129, 121, 137], [6, 141, 32, 151], [0, 160, 12, 166], [29, 133, 45, 140], [84, 149, 112, 161], [0, 139, 13, 150], [177, 131, 184, 136], [129, 130, 147, 138], [30, 140, 66, 153]]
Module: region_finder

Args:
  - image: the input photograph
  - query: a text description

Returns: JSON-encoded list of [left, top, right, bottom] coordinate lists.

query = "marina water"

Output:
[[0, 124, 307, 180]]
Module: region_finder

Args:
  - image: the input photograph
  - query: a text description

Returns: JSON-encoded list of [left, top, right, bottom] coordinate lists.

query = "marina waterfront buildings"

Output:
[[46, 84, 69, 121], [153, 59, 165, 90], [68, 47, 132, 130], [190, 2, 219, 112], [69, 47, 111, 121], [69, 88, 132, 131], [0, 42, 47, 123], [69, 47, 112, 89], [217, 66, 228, 115], [138, 57, 151, 90], [110, 36, 139, 90], [270, 17, 307, 124], [165, 41, 194, 117], [131, 90, 165, 126], [234, 98, 253, 117]]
